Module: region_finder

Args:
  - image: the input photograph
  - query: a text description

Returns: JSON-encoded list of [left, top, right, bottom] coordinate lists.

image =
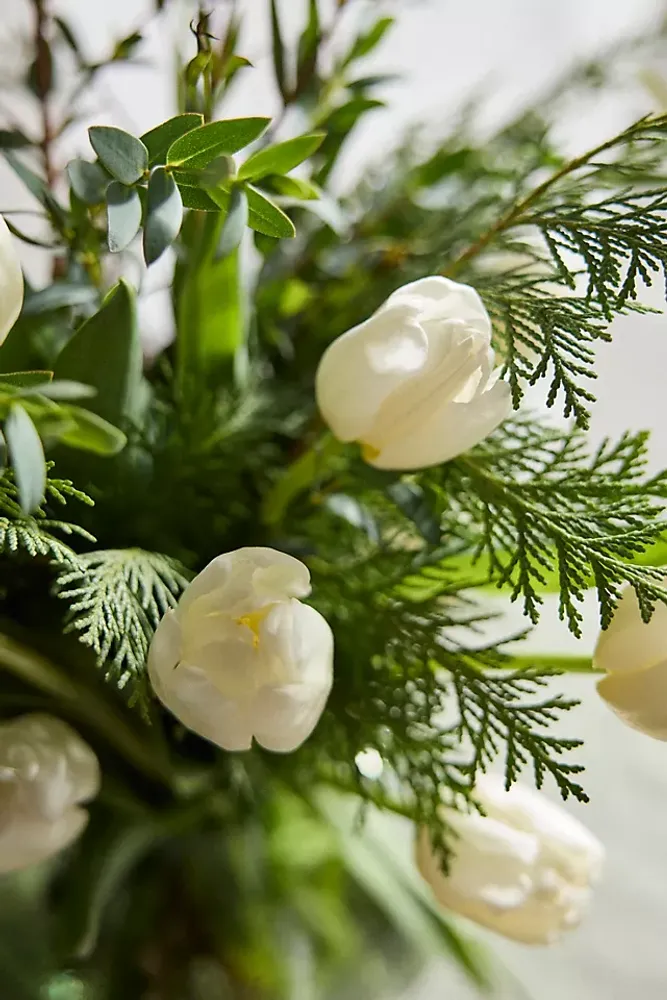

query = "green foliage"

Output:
[[143, 167, 184, 264], [106, 181, 142, 252], [0, 467, 93, 562], [166, 117, 270, 168], [88, 126, 148, 185], [4, 403, 46, 513], [54, 549, 190, 686]]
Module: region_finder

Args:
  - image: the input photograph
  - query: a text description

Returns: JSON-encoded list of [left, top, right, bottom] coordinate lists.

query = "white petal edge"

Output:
[[0, 215, 23, 345]]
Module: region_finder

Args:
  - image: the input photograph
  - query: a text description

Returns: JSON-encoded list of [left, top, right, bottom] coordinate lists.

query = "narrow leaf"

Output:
[[33, 380, 96, 401], [3, 152, 68, 225], [5, 404, 46, 513], [57, 405, 127, 455], [166, 117, 270, 169], [296, 0, 320, 90], [140, 113, 203, 166], [270, 175, 320, 200], [270, 0, 288, 99], [342, 17, 395, 66], [216, 187, 248, 258], [0, 371, 52, 389], [238, 133, 325, 181], [67, 158, 109, 204], [143, 167, 183, 265], [22, 283, 98, 315], [53, 280, 142, 426], [88, 126, 148, 185], [106, 182, 142, 253], [0, 129, 32, 150], [245, 185, 295, 238]]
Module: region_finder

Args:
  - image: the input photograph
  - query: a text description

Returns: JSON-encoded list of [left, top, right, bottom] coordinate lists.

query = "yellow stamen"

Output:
[[235, 607, 271, 650], [360, 441, 380, 462]]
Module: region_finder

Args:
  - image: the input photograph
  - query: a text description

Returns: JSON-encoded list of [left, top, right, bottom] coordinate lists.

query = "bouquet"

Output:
[[0, 2, 666, 997]]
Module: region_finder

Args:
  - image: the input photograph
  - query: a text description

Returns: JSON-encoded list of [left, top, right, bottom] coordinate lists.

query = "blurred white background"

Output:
[[2, 2, 667, 997]]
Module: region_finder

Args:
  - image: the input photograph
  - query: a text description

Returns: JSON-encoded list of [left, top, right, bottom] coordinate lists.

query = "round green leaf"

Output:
[[143, 167, 183, 265], [88, 126, 148, 185], [67, 158, 109, 204], [106, 182, 142, 253]]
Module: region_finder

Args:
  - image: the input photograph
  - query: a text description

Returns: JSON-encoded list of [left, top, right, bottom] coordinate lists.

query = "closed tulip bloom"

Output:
[[0, 214, 23, 344], [315, 276, 511, 470], [148, 547, 334, 753], [416, 775, 604, 945], [0, 714, 100, 873], [595, 585, 667, 740]]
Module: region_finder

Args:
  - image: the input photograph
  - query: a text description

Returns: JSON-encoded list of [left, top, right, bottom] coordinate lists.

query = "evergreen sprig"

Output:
[[54, 549, 191, 686], [0, 469, 94, 563]]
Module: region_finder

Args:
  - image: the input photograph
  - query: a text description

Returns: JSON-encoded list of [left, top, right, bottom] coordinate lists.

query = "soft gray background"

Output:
[[2, 2, 667, 998]]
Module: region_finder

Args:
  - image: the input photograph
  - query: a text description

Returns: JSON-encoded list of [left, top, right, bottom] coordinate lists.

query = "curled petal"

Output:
[[0, 214, 23, 345]]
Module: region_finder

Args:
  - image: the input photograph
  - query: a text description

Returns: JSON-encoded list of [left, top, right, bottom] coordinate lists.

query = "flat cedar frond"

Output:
[[0, 469, 94, 564], [431, 420, 667, 633], [54, 549, 191, 686]]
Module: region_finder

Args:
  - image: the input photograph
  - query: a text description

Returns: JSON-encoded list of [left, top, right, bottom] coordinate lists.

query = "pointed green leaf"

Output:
[[143, 167, 183, 265], [22, 282, 98, 315], [342, 16, 395, 66], [166, 117, 270, 169], [140, 113, 203, 166], [0, 371, 52, 389], [57, 405, 127, 455], [178, 184, 219, 212], [67, 158, 109, 204], [270, 0, 288, 99], [216, 187, 248, 258], [4, 404, 46, 513], [296, 0, 320, 90], [245, 185, 295, 238], [33, 380, 96, 401], [53, 279, 142, 426], [270, 175, 320, 200], [88, 126, 148, 185], [238, 133, 325, 181], [106, 182, 142, 253], [3, 152, 68, 226]]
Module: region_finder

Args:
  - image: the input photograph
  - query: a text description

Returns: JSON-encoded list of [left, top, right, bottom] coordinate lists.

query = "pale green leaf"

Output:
[[143, 167, 183, 265], [88, 126, 148, 185], [4, 404, 46, 513], [106, 181, 142, 253]]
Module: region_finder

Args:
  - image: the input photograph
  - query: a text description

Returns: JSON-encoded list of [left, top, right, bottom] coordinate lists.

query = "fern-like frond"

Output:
[[54, 549, 191, 686], [0, 468, 94, 564]]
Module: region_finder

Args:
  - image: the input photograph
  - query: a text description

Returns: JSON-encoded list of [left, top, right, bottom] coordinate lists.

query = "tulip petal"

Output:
[[370, 376, 511, 470], [382, 276, 490, 334], [0, 214, 24, 345], [597, 659, 667, 740], [594, 585, 667, 676], [0, 806, 88, 874], [316, 306, 429, 442]]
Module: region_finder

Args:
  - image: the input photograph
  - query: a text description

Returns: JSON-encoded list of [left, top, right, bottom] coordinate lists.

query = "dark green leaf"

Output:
[[342, 17, 395, 66], [67, 158, 109, 204], [296, 0, 320, 90], [270, 0, 288, 99], [57, 405, 127, 455], [140, 113, 203, 166], [143, 167, 183, 265], [53, 279, 142, 426], [0, 129, 32, 150], [106, 182, 142, 253], [3, 152, 68, 226], [4, 404, 46, 513], [178, 184, 219, 212], [245, 185, 295, 238], [88, 126, 148, 185], [0, 371, 52, 389], [238, 133, 325, 181], [22, 282, 98, 315], [167, 118, 270, 168], [216, 187, 248, 258], [387, 482, 441, 544], [54, 16, 82, 58]]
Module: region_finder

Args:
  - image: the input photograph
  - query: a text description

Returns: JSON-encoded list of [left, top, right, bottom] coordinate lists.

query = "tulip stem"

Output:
[[443, 129, 641, 277], [261, 432, 345, 528]]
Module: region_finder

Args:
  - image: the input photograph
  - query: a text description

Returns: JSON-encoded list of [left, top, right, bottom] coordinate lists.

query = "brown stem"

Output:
[[33, 0, 55, 187], [442, 131, 632, 278]]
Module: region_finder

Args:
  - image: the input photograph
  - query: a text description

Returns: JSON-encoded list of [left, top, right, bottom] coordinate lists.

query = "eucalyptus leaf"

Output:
[[166, 117, 270, 169], [22, 283, 98, 315], [270, 175, 321, 200], [88, 126, 148, 185], [178, 185, 220, 212], [143, 167, 183, 265], [4, 404, 46, 513], [67, 158, 109, 204], [216, 187, 248, 258], [106, 182, 142, 253], [141, 113, 203, 166], [53, 279, 142, 427], [238, 133, 325, 181], [245, 185, 295, 238], [342, 16, 395, 66]]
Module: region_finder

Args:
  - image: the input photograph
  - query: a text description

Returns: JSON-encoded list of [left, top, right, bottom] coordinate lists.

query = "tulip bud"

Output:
[[416, 775, 604, 944], [594, 585, 667, 739], [148, 547, 334, 752], [0, 714, 100, 873], [0, 214, 24, 345], [315, 276, 511, 471]]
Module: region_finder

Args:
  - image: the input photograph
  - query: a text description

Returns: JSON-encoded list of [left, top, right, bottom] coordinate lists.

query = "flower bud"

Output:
[[315, 276, 510, 470], [0, 214, 24, 345], [148, 547, 334, 753], [416, 775, 604, 944], [0, 714, 100, 873], [594, 584, 667, 739]]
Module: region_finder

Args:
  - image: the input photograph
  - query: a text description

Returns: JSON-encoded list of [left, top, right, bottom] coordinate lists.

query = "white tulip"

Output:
[[594, 584, 667, 740], [0, 214, 24, 345], [315, 276, 511, 471], [0, 714, 100, 873], [148, 547, 334, 753], [416, 775, 604, 945]]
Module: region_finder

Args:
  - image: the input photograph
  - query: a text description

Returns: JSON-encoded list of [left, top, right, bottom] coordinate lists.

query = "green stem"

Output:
[[261, 432, 344, 528]]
